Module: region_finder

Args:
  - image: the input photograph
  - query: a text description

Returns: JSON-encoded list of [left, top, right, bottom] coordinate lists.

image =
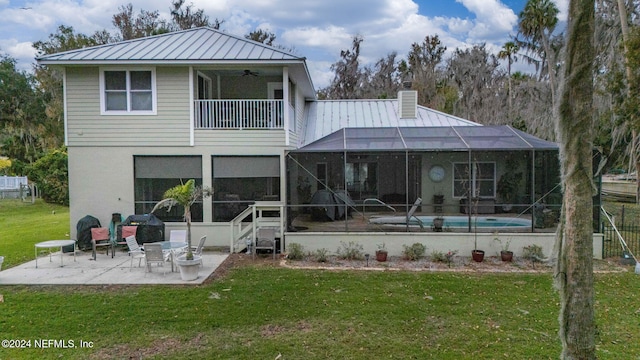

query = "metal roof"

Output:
[[295, 126, 559, 152], [37, 27, 305, 63], [301, 99, 480, 146], [36, 27, 316, 99]]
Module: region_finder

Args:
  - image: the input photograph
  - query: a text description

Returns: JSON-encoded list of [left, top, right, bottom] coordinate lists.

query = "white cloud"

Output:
[[457, 0, 517, 40], [0, 0, 553, 89], [553, 0, 569, 22], [0, 39, 36, 70]]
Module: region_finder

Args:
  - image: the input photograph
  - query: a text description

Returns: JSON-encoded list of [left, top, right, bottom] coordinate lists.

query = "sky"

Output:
[[0, 0, 568, 89]]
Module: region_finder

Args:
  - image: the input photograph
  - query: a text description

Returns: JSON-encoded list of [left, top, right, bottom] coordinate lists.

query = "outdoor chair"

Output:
[[169, 229, 187, 242], [113, 225, 138, 255], [143, 243, 167, 275], [192, 235, 206, 267], [169, 229, 188, 259], [125, 235, 145, 269], [254, 228, 276, 259], [90, 227, 112, 260]]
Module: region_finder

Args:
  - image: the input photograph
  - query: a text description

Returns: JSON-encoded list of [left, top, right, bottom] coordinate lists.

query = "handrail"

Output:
[[229, 201, 285, 253], [601, 206, 637, 262], [194, 99, 283, 129]]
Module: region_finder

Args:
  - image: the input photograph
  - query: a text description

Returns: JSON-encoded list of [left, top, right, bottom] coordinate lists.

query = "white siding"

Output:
[[194, 130, 287, 148], [66, 66, 190, 146]]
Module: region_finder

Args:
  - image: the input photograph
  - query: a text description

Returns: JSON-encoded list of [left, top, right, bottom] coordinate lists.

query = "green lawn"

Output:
[[0, 199, 70, 268], [1, 200, 640, 359]]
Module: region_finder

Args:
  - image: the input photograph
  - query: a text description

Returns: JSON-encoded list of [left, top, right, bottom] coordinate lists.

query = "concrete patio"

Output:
[[0, 248, 228, 285]]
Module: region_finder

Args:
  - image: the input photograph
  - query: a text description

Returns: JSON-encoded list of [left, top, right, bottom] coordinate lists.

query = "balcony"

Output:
[[194, 99, 284, 130]]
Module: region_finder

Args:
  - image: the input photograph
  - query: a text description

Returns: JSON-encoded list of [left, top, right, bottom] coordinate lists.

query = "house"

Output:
[[37, 27, 602, 258]]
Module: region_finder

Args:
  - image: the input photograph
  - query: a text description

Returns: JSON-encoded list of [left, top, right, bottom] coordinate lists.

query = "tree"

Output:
[[322, 35, 365, 99], [245, 28, 296, 53], [405, 35, 448, 108], [361, 52, 401, 99], [112, 3, 170, 40], [498, 41, 520, 114], [27, 147, 69, 205], [0, 54, 48, 164], [246, 29, 276, 46], [517, 0, 561, 105], [170, 0, 222, 30], [151, 179, 212, 260], [553, 0, 596, 358], [446, 44, 504, 123]]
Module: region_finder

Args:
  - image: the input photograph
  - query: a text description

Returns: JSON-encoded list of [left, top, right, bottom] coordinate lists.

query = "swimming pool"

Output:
[[369, 215, 532, 231]]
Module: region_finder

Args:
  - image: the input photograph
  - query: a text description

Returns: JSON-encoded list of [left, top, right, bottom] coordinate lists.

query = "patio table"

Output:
[[35, 240, 76, 268]]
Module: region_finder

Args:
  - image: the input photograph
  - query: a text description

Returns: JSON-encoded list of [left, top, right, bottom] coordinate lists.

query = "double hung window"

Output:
[[101, 69, 156, 114]]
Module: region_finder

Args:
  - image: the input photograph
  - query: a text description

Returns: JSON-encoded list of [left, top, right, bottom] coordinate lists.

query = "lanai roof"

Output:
[[301, 99, 480, 146], [295, 125, 558, 152]]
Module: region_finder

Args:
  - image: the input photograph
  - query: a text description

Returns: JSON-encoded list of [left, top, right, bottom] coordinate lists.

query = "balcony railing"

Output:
[[194, 99, 284, 129]]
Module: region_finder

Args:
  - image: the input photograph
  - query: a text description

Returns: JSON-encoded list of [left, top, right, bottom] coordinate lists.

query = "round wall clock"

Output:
[[429, 165, 445, 182]]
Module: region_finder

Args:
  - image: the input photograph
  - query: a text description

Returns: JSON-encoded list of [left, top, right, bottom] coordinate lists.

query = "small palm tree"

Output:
[[151, 179, 212, 260]]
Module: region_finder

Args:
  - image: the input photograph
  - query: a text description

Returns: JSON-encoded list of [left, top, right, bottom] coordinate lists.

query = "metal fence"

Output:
[[601, 223, 640, 259]]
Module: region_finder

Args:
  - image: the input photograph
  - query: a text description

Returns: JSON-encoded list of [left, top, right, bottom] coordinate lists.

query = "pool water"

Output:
[[369, 215, 532, 230]]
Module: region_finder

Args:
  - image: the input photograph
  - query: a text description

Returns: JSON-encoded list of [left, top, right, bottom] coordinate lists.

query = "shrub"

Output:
[[26, 147, 68, 205], [0, 157, 11, 174], [337, 241, 364, 260], [430, 251, 447, 262], [522, 244, 544, 262], [402, 242, 427, 260], [287, 243, 306, 260], [313, 248, 329, 263]]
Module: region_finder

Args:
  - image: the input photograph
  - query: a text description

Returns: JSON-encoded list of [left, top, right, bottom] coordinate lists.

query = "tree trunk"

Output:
[[616, 0, 639, 204], [554, 0, 596, 359]]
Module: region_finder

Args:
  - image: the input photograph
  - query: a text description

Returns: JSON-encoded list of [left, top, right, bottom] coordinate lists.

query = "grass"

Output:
[[1, 199, 640, 359], [0, 199, 70, 268]]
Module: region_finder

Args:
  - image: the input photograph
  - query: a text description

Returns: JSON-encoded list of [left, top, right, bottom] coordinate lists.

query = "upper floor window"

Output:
[[100, 68, 156, 115]]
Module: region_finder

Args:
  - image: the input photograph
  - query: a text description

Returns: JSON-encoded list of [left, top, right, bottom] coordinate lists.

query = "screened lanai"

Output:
[[286, 125, 562, 233]]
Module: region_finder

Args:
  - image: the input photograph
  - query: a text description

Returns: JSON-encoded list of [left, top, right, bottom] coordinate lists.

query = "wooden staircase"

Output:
[[229, 201, 285, 253]]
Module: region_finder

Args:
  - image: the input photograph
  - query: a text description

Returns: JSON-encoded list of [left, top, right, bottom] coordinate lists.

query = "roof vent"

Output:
[[398, 90, 418, 119]]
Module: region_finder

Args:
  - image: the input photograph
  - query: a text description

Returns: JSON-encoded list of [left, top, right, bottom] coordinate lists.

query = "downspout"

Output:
[[531, 150, 536, 232], [283, 67, 290, 146], [468, 149, 472, 232], [344, 148, 348, 232], [63, 68, 68, 146], [405, 150, 410, 232], [189, 66, 194, 146]]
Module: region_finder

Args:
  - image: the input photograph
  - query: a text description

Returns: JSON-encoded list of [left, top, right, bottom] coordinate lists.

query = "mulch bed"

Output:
[[206, 253, 630, 281]]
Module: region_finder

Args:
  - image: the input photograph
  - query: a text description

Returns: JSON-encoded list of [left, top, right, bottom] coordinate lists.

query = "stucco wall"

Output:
[[67, 146, 286, 247], [283, 232, 604, 260]]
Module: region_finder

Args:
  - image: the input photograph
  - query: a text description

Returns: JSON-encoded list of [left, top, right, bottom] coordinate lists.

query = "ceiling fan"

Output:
[[242, 69, 258, 77]]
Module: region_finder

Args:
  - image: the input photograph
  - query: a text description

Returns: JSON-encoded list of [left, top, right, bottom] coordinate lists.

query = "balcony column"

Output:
[[283, 67, 290, 146], [202, 155, 213, 223]]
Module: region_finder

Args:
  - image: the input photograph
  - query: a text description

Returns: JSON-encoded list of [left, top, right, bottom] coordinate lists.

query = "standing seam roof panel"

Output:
[[37, 28, 307, 62], [163, 31, 204, 59]]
